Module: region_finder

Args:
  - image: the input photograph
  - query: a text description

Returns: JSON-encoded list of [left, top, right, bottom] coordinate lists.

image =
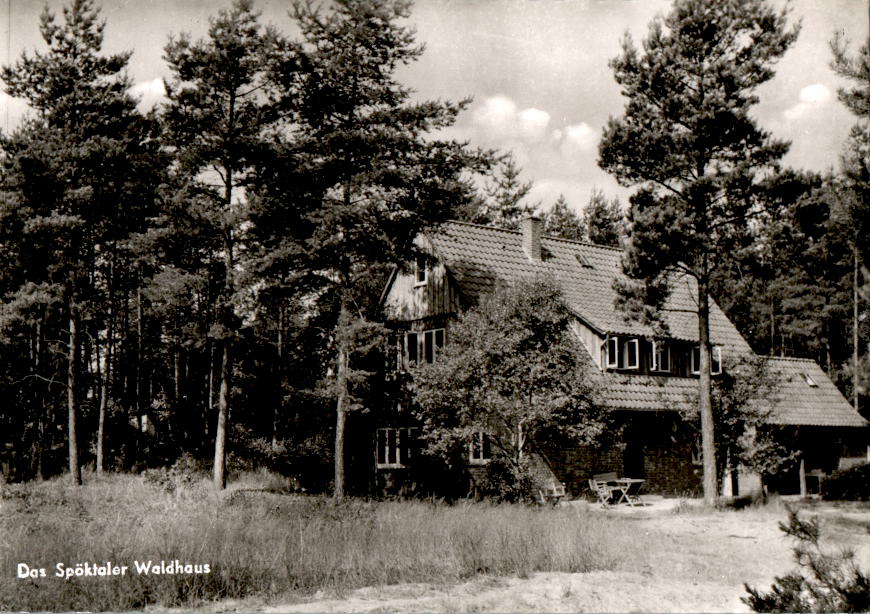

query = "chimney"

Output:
[[522, 215, 542, 261]]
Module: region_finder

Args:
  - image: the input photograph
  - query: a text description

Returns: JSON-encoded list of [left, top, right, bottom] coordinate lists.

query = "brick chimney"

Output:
[[522, 215, 542, 261]]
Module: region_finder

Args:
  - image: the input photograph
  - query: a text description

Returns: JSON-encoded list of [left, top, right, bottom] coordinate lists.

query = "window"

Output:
[[606, 336, 619, 368], [414, 255, 427, 286], [401, 328, 445, 368], [624, 338, 639, 370], [468, 431, 491, 465], [376, 427, 417, 468], [711, 346, 722, 375], [802, 372, 818, 387], [652, 341, 670, 372], [691, 346, 722, 375]]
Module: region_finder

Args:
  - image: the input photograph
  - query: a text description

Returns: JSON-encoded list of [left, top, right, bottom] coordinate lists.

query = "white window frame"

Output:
[[376, 427, 417, 469], [403, 328, 445, 367], [691, 345, 722, 375], [652, 341, 670, 372], [623, 338, 639, 370], [606, 336, 619, 369], [414, 255, 427, 286], [468, 431, 491, 465]]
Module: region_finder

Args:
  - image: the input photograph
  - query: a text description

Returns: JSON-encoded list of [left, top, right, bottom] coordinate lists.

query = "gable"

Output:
[[381, 258, 463, 322]]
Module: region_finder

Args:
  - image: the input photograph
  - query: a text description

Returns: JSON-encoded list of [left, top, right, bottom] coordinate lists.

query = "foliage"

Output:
[[272, 0, 481, 499], [598, 0, 800, 502], [0, 0, 162, 483], [473, 153, 538, 230], [412, 276, 608, 498], [820, 463, 870, 502], [581, 189, 623, 247], [682, 353, 796, 485], [744, 508, 870, 612], [543, 194, 584, 241]]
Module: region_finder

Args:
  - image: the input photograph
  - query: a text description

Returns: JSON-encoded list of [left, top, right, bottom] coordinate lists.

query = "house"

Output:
[[377, 217, 868, 497]]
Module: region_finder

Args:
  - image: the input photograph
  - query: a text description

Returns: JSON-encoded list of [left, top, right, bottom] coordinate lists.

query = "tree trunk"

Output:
[[96, 298, 114, 476], [697, 276, 717, 505], [334, 303, 350, 501], [67, 305, 82, 486], [213, 166, 236, 489], [854, 246, 860, 412], [213, 341, 231, 489], [272, 305, 284, 450]]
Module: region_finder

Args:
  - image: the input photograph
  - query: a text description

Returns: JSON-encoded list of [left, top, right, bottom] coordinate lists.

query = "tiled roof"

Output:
[[426, 221, 752, 353], [765, 357, 868, 427], [588, 358, 867, 428]]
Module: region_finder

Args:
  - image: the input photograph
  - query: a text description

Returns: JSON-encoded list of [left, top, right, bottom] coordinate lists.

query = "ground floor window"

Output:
[[468, 431, 491, 465], [376, 427, 417, 468]]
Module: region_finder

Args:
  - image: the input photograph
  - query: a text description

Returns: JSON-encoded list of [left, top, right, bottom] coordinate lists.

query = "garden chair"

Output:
[[589, 472, 619, 508], [536, 481, 567, 506]]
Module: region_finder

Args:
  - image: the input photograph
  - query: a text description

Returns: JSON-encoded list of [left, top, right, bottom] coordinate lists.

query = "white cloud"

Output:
[[0, 93, 31, 133], [471, 95, 551, 144], [783, 83, 833, 121], [517, 107, 551, 141], [129, 78, 167, 110], [557, 122, 598, 158]]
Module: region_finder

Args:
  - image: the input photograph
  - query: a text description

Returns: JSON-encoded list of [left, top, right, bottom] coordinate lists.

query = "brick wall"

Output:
[[542, 412, 702, 497]]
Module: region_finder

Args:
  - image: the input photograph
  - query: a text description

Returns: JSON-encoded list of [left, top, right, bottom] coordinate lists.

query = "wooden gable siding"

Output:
[[570, 319, 604, 369], [383, 261, 462, 322]]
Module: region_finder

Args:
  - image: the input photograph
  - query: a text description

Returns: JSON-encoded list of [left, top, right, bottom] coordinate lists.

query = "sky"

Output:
[[1, 0, 867, 213]]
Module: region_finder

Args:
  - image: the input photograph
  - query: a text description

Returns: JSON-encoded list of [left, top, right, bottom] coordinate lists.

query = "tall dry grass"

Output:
[[0, 472, 643, 611]]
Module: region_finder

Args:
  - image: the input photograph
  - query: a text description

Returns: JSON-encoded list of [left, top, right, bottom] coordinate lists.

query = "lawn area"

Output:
[[1, 471, 868, 612]]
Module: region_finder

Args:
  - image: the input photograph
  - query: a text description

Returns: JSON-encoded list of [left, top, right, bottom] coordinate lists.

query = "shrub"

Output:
[[820, 463, 870, 501], [744, 508, 870, 612]]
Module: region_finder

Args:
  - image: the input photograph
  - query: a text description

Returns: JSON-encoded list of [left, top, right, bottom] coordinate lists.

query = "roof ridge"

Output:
[[766, 356, 818, 363], [441, 219, 625, 253]]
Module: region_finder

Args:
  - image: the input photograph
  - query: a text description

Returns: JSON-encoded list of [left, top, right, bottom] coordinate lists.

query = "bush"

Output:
[[820, 463, 870, 501], [744, 508, 870, 612]]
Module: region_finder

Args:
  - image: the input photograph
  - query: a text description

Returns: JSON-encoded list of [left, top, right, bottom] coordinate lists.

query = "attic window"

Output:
[[414, 255, 427, 286], [802, 373, 818, 388], [691, 346, 722, 375], [624, 338, 639, 370], [574, 253, 593, 268], [606, 336, 619, 368]]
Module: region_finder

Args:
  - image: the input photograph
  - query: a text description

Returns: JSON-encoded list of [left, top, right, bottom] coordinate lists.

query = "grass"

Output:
[[0, 471, 645, 611]]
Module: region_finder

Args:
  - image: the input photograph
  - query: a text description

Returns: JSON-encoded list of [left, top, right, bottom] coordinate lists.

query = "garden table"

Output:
[[612, 478, 645, 506]]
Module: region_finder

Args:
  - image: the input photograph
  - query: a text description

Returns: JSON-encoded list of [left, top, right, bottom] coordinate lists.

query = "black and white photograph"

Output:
[[0, 0, 868, 611]]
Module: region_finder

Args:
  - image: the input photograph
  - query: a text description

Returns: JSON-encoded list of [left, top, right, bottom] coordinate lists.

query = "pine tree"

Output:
[[476, 154, 537, 230], [830, 31, 869, 412], [1, 0, 158, 484], [598, 0, 799, 503], [582, 189, 623, 247], [161, 0, 281, 489], [284, 0, 477, 500], [544, 194, 584, 242]]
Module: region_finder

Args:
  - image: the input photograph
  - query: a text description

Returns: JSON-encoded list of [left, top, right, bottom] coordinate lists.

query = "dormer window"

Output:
[[652, 341, 670, 372], [414, 255, 427, 286], [606, 337, 619, 368], [691, 346, 722, 375], [624, 338, 639, 370]]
